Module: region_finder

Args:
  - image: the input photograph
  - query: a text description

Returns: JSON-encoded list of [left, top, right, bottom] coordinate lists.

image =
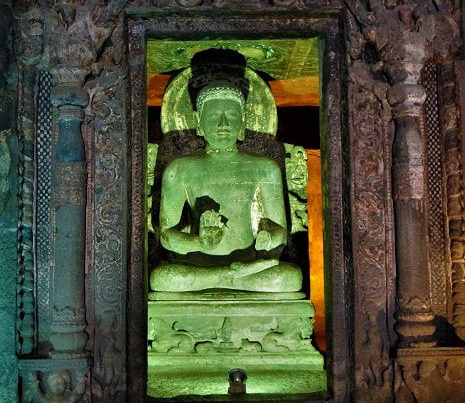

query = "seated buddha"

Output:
[[150, 49, 302, 293]]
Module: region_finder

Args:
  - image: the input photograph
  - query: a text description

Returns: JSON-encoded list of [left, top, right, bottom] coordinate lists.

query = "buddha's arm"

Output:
[[255, 161, 288, 251], [159, 162, 225, 254], [160, 229, 203, 254], [159, 163, 201, 254]]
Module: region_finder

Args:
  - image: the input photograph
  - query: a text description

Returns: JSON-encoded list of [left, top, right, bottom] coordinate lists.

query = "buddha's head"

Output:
[[188, 49, 249, 149], [195, 86, 246, 148]]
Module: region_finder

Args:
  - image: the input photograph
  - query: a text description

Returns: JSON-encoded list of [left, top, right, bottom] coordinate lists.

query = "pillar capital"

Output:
[[50, 65, 89, 109]]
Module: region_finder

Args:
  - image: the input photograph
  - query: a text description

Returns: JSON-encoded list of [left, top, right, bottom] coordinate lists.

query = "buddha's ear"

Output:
[[238, 118, 245, 141], [194, 111, 204, 137], [238, 129, 245, 141]]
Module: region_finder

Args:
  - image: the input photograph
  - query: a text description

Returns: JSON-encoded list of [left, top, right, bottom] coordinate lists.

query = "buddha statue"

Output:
[[150, 49, 302, 293], [147, 49, 325, 399]]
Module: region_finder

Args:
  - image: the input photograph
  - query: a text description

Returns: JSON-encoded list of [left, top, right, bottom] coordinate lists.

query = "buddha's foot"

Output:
[[150, 259, 302, 292]]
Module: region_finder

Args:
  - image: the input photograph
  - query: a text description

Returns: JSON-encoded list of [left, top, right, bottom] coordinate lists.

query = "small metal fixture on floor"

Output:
[[228, 368, 247, 394]]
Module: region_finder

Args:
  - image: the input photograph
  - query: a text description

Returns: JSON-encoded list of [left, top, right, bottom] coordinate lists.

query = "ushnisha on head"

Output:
[[188, 48, 249, 112]]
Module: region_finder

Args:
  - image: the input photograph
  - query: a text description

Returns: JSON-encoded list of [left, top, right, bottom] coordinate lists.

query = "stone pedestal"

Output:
[[147, 293, 325, 398]]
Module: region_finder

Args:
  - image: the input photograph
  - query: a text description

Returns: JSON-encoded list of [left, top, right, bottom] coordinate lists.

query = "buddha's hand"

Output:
[[199, 210, 226, 249], [255, 229, 285, 251], [255, 230, 273, 251]]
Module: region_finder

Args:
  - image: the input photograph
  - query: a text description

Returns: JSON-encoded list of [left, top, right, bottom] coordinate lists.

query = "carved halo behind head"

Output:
[[160, 56, 277, 136]]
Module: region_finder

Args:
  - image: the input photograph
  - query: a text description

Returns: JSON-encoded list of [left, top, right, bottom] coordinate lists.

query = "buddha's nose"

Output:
[[218, 112, 229, 127]]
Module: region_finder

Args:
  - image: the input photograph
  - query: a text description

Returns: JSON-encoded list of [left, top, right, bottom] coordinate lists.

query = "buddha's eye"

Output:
[[204, 112, 221, 119], [226, 112, 240, 119]]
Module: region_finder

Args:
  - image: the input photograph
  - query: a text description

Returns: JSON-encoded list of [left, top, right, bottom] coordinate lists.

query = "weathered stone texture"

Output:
[[0, 4, 18, 402], [4, 0, 465, 401], [0, 183, 20, 402], [395, 348, 465, 403]]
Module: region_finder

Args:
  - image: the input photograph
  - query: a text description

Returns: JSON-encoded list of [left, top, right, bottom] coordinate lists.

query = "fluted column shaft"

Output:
[[385, 39, 436, 347], [49, 66, 89, 357]]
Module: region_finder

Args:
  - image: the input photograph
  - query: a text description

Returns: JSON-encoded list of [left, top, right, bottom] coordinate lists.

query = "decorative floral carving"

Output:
[[176, 0, 203, 6], [347, 41, 394, 398], [15, 6, 44, 357], [21, 363, 89, 403], [85, 13, 128, 400], [271, 0, 296, 6], [395, 353, 465, 403], [441, 62, 465, 340]]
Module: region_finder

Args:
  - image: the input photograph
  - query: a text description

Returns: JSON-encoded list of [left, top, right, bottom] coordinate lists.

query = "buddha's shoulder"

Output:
[[164, 154, 206, 171], [239, 153, 281, 171]]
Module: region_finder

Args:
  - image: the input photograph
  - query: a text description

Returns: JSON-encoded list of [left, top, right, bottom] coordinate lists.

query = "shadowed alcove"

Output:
[[125, 13, 349, 397]]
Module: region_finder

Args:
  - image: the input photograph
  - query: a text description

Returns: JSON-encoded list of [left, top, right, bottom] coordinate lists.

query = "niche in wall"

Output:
[[144, 38, 326, 399]]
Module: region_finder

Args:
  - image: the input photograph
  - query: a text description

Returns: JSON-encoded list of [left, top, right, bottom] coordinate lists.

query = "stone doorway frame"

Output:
[[127, 11, 352, 402]]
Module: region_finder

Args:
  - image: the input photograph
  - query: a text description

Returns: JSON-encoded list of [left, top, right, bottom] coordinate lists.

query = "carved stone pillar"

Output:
[[451, 61, 465, 339], [15, 10, 44, 357], [385, 38, 435, 347], [49, 66, 89, 357]]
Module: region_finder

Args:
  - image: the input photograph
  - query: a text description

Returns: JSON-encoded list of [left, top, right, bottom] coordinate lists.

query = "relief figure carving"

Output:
[[22, 369, 87, 403]]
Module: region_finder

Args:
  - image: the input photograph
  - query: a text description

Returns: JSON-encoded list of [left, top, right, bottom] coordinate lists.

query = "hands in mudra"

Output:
[[255, 229, 285, 251], [199, 210, 283, 252], [255, 230, 273, 251], [199, 210, 226, 249]]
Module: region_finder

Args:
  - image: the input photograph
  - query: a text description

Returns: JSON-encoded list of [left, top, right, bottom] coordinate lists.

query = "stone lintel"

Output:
[[396, 346, 465, 359]]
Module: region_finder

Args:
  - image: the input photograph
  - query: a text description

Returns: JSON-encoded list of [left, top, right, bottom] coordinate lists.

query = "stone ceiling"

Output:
[[146, 38, 319, 80]]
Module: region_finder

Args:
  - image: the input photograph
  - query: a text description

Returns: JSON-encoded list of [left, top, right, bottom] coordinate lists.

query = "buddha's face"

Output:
[[197, 96, 245, 149]]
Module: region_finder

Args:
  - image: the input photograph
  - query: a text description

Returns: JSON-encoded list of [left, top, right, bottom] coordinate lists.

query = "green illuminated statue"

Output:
[[147, 49, 324, 398], [150, 50, 302, 293]]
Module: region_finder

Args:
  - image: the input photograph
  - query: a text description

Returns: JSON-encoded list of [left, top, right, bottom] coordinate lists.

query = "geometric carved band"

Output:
[[393, 164, 424, 200], [397, 311, 435, 323], [398, 296, 434, 315], [54, 189, 86, 206], [422, 60, 447, 317], [52, 305, 86, 326], [54, 162, 86, 205], [36, 71, 54, 345]]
